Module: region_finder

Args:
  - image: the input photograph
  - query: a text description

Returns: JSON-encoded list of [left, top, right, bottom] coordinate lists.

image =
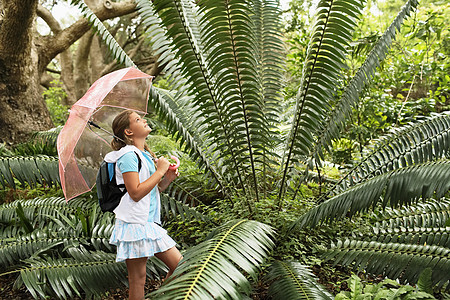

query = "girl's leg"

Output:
[[126, 257, 148, 300], [154, 246, 183, 279]]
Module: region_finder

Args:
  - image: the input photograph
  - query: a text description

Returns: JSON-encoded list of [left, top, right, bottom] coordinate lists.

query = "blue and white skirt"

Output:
[[109, 219, 176, 262]]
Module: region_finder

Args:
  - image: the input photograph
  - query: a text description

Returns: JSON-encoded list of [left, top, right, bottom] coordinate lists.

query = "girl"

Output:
[[105, 110, 182, 300]]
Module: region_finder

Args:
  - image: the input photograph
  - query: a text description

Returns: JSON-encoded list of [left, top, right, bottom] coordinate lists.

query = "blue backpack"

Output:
[[96, 152, 142, 212]]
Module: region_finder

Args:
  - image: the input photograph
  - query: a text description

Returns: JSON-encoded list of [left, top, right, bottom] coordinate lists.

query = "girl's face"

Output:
[[126, 112, 151, 139]]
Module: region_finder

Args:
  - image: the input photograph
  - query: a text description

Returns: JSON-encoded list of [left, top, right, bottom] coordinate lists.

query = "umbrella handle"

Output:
[[154, 155, 180, 170]]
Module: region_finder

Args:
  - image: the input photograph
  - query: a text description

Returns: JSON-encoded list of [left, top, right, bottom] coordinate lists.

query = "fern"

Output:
[[150, 219, 275, 299], [265, 260, 334, 300], [372, 198, 450, 229], [325, 239, 449, 288], [0, 156, 59, 189], [279, 0, 365, 202], [322, 112, 450, 200], [324, 199, 450, 289], [292, 160, 450, 229]]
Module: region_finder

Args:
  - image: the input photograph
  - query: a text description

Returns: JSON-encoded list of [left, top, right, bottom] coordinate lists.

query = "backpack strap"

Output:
[[116, 152, 141, 188], [134, 151, 142, 171]]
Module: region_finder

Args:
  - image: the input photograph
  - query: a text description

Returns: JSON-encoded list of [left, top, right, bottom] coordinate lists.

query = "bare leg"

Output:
[[126, 257, 148, 300], [154, 246, 183, 279]]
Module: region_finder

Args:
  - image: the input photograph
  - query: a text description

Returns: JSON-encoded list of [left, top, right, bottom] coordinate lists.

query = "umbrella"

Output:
[[57, 67, 153, 201]]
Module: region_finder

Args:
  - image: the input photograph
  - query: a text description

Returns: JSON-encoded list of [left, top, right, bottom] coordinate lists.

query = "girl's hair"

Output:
[[111, 110, 155, 157]]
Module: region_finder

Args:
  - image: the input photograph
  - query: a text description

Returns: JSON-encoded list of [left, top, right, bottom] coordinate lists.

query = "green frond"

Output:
[[150, 219, 275, 299], [322, 112, 450, 200], [160, 192, 209, 222], [70, 0, 136, 68], [265, 260, 333, 300], [279, 0, 365, 201], [0, 229, 74, 268], [325, 239, 450, 288], [0, 155, 59, 189], [136, 0, 190, 92], [30, 126, 62, 147], [14, 250, 126, 299], [351, 218, 450, 249], [0, 197, 94, 225], [292, 160, 450, 230], [252, 0, 285, 128], [311, 0, 418, 166], [372, 198, 450, 229], [148, 86, 229, 197]]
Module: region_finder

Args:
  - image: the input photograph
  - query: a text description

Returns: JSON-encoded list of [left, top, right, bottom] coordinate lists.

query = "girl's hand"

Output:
[[156, 156, 170, 174], [165, 167, 180, 183]]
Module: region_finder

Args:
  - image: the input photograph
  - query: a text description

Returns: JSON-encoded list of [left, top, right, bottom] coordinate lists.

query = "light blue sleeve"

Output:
[[117, 152, 139, 173]]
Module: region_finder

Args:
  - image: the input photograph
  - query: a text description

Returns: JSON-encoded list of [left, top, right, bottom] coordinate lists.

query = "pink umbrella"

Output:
[[57, 67, 153, 201]]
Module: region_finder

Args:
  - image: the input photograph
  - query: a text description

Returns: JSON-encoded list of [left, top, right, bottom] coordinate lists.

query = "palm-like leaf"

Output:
[[279, 0, 365, 200], [0, 197, 91, 225], [14, 250, 126, 299], [15, 248, 164, 299], [160, 192, 208, 222], [310, 0, 419, 168], [265, 260, 333, 300], [326, 237, 449, 288], [150, 219, 275, 299], [324, 198, 450, 288], [31, 126, 62, 146], [292, 160, 450, 229], [321, 112, 450, 200], [372, 198, 450, 228], [0, 156, 59, 189], [148, 86, 229, 196]]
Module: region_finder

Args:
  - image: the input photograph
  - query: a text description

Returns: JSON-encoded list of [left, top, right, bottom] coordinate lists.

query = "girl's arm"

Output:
[[122, 157, 170, 202], [158, 168, 179, 192]]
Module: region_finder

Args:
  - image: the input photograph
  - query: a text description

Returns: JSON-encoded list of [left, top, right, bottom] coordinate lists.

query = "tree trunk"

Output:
[[0, 0, 53, 145], [0, 0, 137, 145]]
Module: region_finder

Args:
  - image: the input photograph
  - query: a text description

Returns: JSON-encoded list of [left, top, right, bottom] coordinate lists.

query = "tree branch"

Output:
[[38, 0, 137, 72], [36, 4, 62, 34]]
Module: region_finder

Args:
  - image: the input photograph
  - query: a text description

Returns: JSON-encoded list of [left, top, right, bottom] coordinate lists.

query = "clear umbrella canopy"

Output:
[[57, 67, 152, 201]]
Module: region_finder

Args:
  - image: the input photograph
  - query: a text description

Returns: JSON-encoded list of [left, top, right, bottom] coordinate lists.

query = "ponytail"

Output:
[[111, 110, 134, 151]]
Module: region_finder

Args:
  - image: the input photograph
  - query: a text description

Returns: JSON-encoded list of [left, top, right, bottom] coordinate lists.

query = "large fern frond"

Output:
[[323, 198, 450, 289], [136, 0, 189, 91], [292, 160, 450, 230], [310, 0, 418, 165], [149, 0, 250, 195], [371, 198, 450, 229], [12, 250, 125, 299], [148, 86, 229, 196], [160, 192, 208, 223], [0, 197, 93, 225], [0, 156, 59, 189], [30, 126, 62, 148], [150, 219, 275, 299], [325, 238, 450, 288], [265, 260, 333, 300], [279, 0, 365, 201], [321, 112, 450, 200]]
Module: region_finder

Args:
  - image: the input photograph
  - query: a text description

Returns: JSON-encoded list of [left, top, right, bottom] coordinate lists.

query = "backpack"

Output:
[[96, 151, 142, 212]]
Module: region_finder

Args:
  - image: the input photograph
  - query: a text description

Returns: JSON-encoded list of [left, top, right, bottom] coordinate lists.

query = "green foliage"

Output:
[[150, 220, 275, 299], [0, 156, 59, 189], [265, 260, 334, 300], [335, 274, 436, 300], [324, 198, 450, 289], [0, 196, 167, 298], [2, 0, 450, 298], [42, 80, 69, 126]]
